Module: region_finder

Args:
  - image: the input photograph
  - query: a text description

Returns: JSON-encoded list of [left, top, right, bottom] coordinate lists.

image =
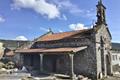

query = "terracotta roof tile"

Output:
[[15, 46, 87, 54], [38, 29, 92, 41]]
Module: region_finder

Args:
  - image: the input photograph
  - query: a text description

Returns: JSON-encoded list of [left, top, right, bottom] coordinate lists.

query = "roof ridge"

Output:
[[51, 28, 92, 35], [34, 30, 53, 41]]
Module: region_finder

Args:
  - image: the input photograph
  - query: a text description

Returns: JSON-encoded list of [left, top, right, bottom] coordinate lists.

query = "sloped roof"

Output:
[[15, 46, 87, 54], [37, 29, 92, 41], [34, 30, 53, 42], [94, 25, 112, 40]]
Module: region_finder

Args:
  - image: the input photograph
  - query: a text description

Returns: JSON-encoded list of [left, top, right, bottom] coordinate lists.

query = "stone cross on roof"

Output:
[[99, 0, 102, 4]]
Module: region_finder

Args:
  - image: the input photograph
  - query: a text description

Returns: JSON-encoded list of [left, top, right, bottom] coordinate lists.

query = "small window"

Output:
[[115, 55, 118, 60], [113, 55, 115, 61], [113, 55, 118, 61]]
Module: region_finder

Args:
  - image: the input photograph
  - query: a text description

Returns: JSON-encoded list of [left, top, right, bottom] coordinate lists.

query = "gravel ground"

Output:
[[0, 72, 120, 80], [0, 72, 31, 80], [103, 76, 120, 80]]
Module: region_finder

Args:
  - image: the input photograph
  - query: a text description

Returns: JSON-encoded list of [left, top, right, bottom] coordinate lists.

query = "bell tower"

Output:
[[96, 0, 107, 25]]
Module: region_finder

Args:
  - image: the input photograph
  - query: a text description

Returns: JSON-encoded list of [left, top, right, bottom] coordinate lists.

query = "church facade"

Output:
[[16, 0, 113, 80]]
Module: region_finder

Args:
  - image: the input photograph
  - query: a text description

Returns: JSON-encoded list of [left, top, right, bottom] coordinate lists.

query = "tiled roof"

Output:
[[15, 46, 87, 54], [5, 50, 14, 57], [34, 30, 53, 42], [37, 29, 92, 41]]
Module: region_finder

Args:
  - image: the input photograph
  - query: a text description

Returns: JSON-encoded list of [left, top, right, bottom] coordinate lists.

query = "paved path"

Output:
[[0, 72, 31, 80], [103, 76, 120, 80]]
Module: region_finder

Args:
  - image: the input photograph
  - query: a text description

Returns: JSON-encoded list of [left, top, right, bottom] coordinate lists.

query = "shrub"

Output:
[[5, 61, 15, 69], [0, 62, 5, 69]]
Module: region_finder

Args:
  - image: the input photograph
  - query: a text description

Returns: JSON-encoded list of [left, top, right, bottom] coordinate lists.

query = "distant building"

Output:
[[0, 39, 31, 61], [16, 0, 113, 80], [111, 43, 120, 65], [111, 43, 120, 72]]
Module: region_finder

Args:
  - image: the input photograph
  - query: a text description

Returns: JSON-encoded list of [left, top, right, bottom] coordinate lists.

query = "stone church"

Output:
[[16, 0, 113, 80]]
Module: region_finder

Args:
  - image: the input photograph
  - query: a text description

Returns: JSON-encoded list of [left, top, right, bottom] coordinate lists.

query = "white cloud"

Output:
[[51, 0, 95, 18], [62, 14, 67, 21], [59, 14, 67, 21], [12, 0, 95, 19], [58, 29, 63, 32], [52, 0, 82, 14], [12, 0, 60, 19], [39, 27, 49, 32], [15, 36, 28, 41], [69, 23, 88, 31], [0, 16, 5, 23], [85, 9, 95, 18]]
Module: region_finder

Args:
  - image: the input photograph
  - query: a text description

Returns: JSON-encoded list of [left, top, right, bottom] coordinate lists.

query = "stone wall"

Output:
[[74, 47, 97, 79], [0, 42, 4, 59], [43, 54, 70, 74], [33, 38, 91, 48], [95, 24, 112, 78], [23, 54, 40, 70]]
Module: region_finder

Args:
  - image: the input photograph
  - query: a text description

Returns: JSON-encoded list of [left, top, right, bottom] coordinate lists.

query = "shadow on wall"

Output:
[[113, 64, 120, 72]]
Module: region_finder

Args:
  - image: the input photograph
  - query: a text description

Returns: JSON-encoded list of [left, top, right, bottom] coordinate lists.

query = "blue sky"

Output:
[[0, 0, 120, 42]]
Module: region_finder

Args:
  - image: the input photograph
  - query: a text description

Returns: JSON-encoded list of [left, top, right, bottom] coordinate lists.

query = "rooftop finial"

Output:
[[48, 28, 53, 34], [99, 0, 102, 3], [48, 28, 52, 32], [98, 0, 103, 5]]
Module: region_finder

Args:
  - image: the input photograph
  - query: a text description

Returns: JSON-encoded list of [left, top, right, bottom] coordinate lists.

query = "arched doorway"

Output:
[[106, 52, 112, 75]]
